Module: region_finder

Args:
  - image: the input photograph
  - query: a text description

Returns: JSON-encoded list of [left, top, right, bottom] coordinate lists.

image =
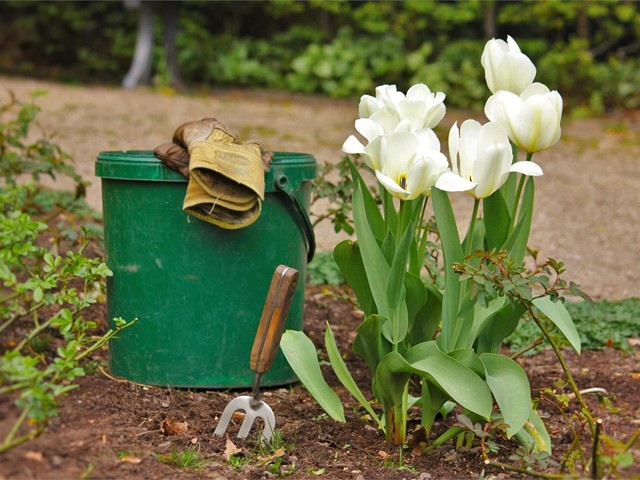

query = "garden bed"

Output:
[[0, 284, 638, 479]]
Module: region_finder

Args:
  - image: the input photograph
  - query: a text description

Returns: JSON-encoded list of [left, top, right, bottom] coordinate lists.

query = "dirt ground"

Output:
[[0, 289, 639, 480], [0, 76, 639, 479]]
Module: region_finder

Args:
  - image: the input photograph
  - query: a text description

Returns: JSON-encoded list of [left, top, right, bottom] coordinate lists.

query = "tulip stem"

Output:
[[511, 152, 534, 225], [465, 199, 480, 259]]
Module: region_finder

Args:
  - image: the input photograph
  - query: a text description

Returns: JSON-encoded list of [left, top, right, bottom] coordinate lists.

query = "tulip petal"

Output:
[[472, 143, 512, 198], [405, 157, 429, 200], [435, 171, 477, 193], [448, 122, 460, 175], [375, 169, 410, 200], [510, 161, 543, 176], [355, 118, 384, 142], [342, 135, 365, 155]]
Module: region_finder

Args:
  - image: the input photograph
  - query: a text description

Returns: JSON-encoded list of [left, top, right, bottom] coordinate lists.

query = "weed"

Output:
[[156, 446, 205, 471]]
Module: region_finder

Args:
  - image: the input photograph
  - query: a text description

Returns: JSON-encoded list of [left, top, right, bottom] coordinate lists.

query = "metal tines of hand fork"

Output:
[[214, 265, 299, 444]]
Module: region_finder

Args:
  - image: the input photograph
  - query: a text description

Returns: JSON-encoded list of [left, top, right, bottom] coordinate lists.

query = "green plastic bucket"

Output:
[[95, 150, 316, 388]]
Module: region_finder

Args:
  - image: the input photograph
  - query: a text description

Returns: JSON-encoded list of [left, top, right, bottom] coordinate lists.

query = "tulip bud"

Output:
[[481, 36, 536, 95]]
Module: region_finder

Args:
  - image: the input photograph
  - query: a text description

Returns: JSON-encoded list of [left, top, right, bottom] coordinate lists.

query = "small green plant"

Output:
[[0, 93, 135, 454], [0, 90, 87, 195], [225, 430, 296, 477], [156, 446, 205, 471], [307, 251, 344, 286]]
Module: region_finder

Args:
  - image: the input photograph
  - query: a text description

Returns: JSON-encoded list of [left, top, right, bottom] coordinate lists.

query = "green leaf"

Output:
[[353, 183, 391, 318], [325, 323, 381, 425], [385, 218, 414, 344], [333, 240, 375, 315], [431, 188, 464, 352], [532, 296, 581, 354], [477, 302, 526, 354], [353, 314, 392, 374], [374, 352, 412, 411], [514, 408, 552, 454], [504, 176, 534, 263], [347, 162, 385, 240], [404, 341, 493, 419], [483, 190, 511, 250], [280, 330, 345, 422], [480, 353, 531, 437]]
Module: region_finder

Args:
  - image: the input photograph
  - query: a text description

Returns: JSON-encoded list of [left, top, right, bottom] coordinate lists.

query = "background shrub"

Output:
[[0, 0, 638, 111]]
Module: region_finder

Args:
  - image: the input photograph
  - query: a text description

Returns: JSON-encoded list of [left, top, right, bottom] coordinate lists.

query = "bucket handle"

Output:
[[275, 174, 316, 263]]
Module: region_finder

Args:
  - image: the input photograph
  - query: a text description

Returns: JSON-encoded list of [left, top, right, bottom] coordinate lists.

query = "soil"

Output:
[[0, 76, 639, 479]]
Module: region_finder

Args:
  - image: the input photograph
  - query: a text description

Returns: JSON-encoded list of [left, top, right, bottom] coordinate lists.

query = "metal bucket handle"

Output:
[[275, 174, 316, 263]]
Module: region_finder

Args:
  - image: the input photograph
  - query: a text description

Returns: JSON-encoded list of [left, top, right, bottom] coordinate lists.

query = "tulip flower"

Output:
[[374, 130, 475, 200], [481, 36, 536, 95], [448, 120, 543, 199], [357, 83, 446, 134], [485, 83, 563, 154]]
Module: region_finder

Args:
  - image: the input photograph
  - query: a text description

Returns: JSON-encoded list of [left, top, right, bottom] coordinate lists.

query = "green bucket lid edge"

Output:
[[96, 150, 317, 190]]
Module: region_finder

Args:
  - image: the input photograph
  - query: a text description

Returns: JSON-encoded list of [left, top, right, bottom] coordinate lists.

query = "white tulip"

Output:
[[356, 83, 446, 135], [484, 83, 563, 154], [481, 36, 536, 95], [375, 130, 475, 200], [448, 120, 543, 199]]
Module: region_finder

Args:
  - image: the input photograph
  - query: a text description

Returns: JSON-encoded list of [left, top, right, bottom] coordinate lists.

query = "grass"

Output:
[[155, 446, 205, 471], [507, 298, 640, 354]]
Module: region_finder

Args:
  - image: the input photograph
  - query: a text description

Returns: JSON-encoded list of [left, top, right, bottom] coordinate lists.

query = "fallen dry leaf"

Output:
[[223, 438, 242, 461], [160, 418, 188, 435], [120, 455, 142, 464], [231, 411, 246, 422], [257, 447, 285, 466], [23, 451, 43, 462]]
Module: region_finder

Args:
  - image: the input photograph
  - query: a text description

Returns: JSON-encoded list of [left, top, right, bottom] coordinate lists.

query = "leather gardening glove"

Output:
[[154, 118, 272, 229], [153, 142, 191, 178]]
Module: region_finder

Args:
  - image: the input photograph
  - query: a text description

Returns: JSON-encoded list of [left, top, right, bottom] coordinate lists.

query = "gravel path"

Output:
[[2, 75, 639, 300]]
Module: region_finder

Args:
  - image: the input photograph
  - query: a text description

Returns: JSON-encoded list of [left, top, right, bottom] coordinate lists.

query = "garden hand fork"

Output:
[[214, 265, 299, 444]]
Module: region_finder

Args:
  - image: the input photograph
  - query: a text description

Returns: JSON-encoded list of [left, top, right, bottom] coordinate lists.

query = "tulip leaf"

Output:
[[374, 352, 412, 411], [406, 280, 442, 345], [480, 353, 531, 437], [353, 182, 390, 318], [386, 218, 414, 344], [504, 176, 534, 263], [325, 323, 381, 425], [348, 162, 385, 241], [449, 349, 485, 377], [333, 240, 375, 315], [431, 188, 464, 352], [404, 341, 493, 419], [532, 296, 581, 354], [280, 330, 345, 422], [483, 189, 511, 250], [353, 314, 393, 374], [516, 408, 551, 454], [477, 301, 526, 354]]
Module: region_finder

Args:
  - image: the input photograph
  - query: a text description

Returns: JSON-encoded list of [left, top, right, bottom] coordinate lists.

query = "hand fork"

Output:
[[214, 265, 299, 444]]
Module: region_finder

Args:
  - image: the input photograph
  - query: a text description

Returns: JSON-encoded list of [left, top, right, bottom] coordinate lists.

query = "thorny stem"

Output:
[[0, 405, 44, 455], [528, 306, 596, 435], [15, 312, 58, 352], [542, 391, 588, 471], [0, 301, 46, 336], [592, 418, 602, 479], [510, 334, 546, 359]]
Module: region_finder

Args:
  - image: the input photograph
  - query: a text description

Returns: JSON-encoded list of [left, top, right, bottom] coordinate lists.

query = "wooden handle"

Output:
[[250, 265, 299, 374]]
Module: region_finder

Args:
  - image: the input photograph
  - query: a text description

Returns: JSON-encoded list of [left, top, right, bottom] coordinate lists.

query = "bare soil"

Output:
[[0, 76, 639, 479]]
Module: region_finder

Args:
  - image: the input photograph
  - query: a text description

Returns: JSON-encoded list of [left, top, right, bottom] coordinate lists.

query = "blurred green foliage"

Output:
[[1, 0, 639, 112]]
